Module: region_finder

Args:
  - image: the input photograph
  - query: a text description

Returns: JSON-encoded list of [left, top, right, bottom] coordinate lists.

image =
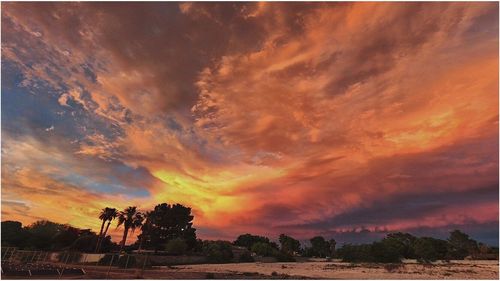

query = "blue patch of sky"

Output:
[[1, 62, 122, 144], [58, 173, 150, 197]]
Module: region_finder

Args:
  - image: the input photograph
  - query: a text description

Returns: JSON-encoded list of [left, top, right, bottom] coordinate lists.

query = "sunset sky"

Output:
[[1, 2, 499, 246]]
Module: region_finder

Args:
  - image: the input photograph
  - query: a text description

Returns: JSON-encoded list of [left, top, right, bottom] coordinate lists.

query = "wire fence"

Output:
[[1, 247, 153, 278]]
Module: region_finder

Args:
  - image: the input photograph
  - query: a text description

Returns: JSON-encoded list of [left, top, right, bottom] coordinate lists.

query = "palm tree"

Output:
[[95, 207, 115, 252], [138, 211, 153, 252], [117, 206, 143, 252], [96, 208, 117, 253]]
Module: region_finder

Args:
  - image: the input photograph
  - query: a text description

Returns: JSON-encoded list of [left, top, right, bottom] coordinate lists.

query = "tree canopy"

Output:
[[138, 203, 197, 251], [233, 233, 272, 250]]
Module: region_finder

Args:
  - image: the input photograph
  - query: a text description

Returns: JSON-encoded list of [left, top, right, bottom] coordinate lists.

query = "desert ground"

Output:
[[73, 260, 499, 279], [3, 260, 498, 279], [166, 261, 499, 279]]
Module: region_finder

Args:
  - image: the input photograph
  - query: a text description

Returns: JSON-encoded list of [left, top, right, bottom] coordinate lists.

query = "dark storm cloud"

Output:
[[282, 185, 498, 231]]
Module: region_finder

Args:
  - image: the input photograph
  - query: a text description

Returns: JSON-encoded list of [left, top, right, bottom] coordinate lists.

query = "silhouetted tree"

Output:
[[279, 234, 301, 255], [25, 220, 65, 250], [308, 236, 332, 258], [414, 237, 448, 262], [384, 232, 417, 259], [117, 206, 143, 252], [337, 241, 401, 263], [234, 234, 272, 250], [329, 239, 337, 257], [447, 230, 478, 259], [251, 242, 277, 257], [1, 220, 118, 252], [203, 240, 233, 263], [371, 240, 401, 263], [96, 207, 117, 252], [138, 203, 197, 251], [137, 211, 153, 252], [53, 225, 81, 249], [1, 221, 29, 248], [337, 243, 373, 262]]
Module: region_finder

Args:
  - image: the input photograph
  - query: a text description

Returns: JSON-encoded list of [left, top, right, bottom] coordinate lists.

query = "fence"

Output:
[[1, 247, 154, 279]]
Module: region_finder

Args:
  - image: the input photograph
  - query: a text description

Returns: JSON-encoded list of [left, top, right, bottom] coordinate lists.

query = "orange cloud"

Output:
[[1, 2, 498, 243]]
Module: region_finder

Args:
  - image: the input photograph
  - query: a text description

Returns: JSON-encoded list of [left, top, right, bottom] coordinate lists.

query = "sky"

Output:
[[1, 2, 499, 246]]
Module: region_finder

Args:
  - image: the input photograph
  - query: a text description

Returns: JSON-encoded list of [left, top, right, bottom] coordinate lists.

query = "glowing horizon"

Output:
[[1, 2, 498, 245]]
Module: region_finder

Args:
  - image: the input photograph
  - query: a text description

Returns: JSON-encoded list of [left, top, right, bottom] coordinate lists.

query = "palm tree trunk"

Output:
[[138, 235, 144, 252], [119, 227, 129, 252], [95, 219, 106, 252], [96, 220, 112, 253]]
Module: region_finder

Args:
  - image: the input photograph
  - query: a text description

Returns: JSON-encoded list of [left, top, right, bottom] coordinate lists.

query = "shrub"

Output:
[[337, 244, 373, 262], [414, 237, 448, 263], [251, 242, 276, 257], [274, 251, 296, 262], [203, 240, 234, 263], [238, 251, 255, 262], [337, 242, 401, 263], [164, 238, 188, 255], [371, 241, 401, 263], [384, 263, 404, 273], [234, 234, 271, 250]]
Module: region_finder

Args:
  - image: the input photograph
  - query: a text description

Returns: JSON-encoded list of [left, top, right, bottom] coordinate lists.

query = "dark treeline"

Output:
[[1, 220, 118, 252], [2, 202, 498, 264], [336, 231, 498, 263]]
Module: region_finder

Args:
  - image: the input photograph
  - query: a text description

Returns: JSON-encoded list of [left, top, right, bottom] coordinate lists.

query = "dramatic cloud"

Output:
[[1, 2, 498, 245]]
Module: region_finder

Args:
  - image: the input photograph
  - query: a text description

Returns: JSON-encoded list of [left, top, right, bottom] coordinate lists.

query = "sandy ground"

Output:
[[164, 261, 499, 279], [3, 261, 499, 279]]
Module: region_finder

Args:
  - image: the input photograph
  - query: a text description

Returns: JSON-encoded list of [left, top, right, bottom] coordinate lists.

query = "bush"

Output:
[[337, 242, 401, 263], [203, 241, 234, 263], [337, 244, 373, 262], [164, 238, 188, 255], [414, 237, 448, 263], [238, 251, 255, 262], [371, 241, 401, 263], [251, 242, 276, 257], [274, 251, 296, 262], [384, 263, 404, 272], [117, 255, 136, 268]]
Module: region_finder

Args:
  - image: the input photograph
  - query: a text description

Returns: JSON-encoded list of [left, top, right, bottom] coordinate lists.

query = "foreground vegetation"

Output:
[[2, 202, 498, 264]]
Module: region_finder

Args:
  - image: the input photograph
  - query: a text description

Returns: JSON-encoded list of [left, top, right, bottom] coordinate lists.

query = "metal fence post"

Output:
[[2, 247, 10, 260], [106, 254, 116, 279], [141, 253, 148, 277], [59, 251, 70, 278], [30, 251, 37, 263], [125, 254, 130, 269], [7, 249, 13, 262]]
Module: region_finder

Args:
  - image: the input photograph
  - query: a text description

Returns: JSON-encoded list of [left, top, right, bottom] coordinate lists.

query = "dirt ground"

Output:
[[4, 261, 498, 279], [80, 260, 499, 279], [164, 261, 499, 279]]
